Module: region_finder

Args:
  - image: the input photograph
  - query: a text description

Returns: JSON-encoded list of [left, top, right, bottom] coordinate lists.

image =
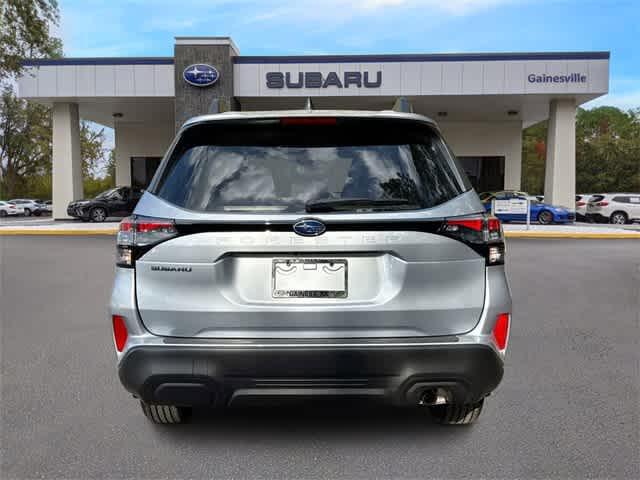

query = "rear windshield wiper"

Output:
[[305, 197, 417, 213]]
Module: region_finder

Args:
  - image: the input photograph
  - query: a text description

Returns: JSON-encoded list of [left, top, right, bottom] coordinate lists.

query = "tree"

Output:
[[0, 85, 52, 198], [521, 122, 547, 194], [521, 106, 640, 195], [0, 0, 61, 80], [0, 87, 114, 199], [81, 122, 108, 177], [575, 107, 640, 193]]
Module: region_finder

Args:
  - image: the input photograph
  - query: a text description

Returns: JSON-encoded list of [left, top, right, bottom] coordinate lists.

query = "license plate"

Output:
[[272, 259, 347, 298]]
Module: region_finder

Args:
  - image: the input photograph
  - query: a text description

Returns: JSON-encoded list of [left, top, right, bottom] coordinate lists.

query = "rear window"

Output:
[[153, 118, 470, 214], [589, 195, 605, 203]]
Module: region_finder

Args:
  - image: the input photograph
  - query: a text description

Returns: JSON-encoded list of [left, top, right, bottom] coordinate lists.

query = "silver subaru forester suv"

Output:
[[110, 109, 512, 425]]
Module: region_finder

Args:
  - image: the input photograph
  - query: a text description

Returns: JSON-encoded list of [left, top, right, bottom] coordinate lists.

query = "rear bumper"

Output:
[[118, 343, 504, 407]]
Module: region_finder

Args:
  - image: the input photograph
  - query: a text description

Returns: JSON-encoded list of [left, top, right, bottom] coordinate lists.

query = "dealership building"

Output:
[[17, 37, 609, 219]]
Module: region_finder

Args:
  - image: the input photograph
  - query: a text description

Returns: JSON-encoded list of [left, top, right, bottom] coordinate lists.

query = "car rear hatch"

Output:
[[587, 194, 606, 213], [128, 114, 494, 339]]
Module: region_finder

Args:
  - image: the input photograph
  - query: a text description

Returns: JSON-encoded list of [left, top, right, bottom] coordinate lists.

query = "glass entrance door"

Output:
[[130, 157, 162, 190]]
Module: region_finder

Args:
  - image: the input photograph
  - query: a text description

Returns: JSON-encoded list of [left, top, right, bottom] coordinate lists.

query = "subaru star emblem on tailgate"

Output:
[[293, 219, 326, 236]]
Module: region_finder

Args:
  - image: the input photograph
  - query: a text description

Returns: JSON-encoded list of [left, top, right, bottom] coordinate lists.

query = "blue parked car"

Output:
[[480, 191, 575, 224]]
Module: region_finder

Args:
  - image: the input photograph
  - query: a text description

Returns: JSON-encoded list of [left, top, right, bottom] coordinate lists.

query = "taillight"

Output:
[[493, 313, 510, 352], [440, 215, 505, 265], [596, 201, 609, 207], [576, 201, 586, 207], [116, 216, 178, 267], [112, 315, 128, 352]]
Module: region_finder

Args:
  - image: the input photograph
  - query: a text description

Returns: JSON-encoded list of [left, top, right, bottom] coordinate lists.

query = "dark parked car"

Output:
[[67, 187, 143, 222]]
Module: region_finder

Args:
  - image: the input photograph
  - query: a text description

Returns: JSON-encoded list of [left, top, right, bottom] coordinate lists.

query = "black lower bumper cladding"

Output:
[[118, 344, 503, 407]]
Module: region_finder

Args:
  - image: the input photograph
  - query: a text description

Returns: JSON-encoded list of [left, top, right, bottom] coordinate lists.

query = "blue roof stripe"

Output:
[[22, 57, 174, 66], [234, 51, 610, 64], [21, 51, 610, 67]]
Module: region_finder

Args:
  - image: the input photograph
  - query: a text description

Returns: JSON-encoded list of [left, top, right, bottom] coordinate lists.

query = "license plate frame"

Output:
[[272, 258, 348, 298]]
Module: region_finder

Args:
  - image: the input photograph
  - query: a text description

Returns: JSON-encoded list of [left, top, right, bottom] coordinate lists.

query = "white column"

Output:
[[503, 124, 523, 190], [544, 99, 576, 208], [114, 123, 131, 187], [52, 103, 83, 220]]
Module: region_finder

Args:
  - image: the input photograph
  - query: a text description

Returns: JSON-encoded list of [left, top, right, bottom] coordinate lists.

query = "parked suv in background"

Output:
[[8, 199, 44, 216], [67, 187, 143, 222], [586, 193, 640, 224], [575, 194, 593, 221], [42, 200, 53, 214], [0, 201, 23, 217], [110, 110, 512, 425]]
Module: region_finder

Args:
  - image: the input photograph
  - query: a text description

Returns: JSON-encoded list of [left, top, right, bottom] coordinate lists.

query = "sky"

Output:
[[55, 0, 640, 111]]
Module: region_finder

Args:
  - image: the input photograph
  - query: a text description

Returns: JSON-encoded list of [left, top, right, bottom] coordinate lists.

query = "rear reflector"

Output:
[[493, 313, 510, 351], [280, 117, 337, 126], [112, 315, 128, 352]]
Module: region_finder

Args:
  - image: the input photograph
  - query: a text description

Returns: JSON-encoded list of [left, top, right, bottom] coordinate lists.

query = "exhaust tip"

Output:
[[419, 388, 450, 406]]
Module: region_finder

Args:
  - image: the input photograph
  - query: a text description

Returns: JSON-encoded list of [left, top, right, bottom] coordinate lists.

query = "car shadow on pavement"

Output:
[[153, 399, 472, 444]]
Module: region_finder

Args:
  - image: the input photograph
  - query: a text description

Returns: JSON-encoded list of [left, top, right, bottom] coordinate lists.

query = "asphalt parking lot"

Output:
[[1, 236, 638, 479]]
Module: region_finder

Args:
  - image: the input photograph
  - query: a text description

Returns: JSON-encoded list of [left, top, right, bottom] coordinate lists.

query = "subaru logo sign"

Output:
[[183, 64, 219, 87], [293, 219, 326, 237]]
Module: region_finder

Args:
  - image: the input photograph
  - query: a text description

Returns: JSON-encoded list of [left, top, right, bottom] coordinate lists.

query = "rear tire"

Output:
[[23, 208, 31, 217], [429, 399, 484, 425], [90, 207, 107, 222], [610, 211, 627, 225], [140, 401, 191, 424], [537, 210, 553, 225], [0, 210, 6, 217]]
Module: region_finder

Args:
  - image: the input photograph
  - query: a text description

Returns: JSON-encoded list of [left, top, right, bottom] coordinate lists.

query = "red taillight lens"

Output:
[[597, 201, 609, 207], [576, 201, 586, 207], [116, 216, 177, 267], [487, 217, 502, 241], [280, 117, 337, 126], [445, 218, 484, 231], [493, 313, 510, 351], [112, 315, 128, 352], [119, 217, 134, 231]]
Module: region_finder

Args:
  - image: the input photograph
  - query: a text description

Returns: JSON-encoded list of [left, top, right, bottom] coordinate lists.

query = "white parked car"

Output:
[[8, 198, 45, 216], [586, 193, 640, 224], [575, 194, 593, 221], [0, 201, 24, 217]]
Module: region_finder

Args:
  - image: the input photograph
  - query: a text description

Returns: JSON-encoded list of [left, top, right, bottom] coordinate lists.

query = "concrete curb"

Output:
[[0, 228, 639, 239]]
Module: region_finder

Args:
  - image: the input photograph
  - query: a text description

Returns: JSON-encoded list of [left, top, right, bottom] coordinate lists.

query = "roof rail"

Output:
[[392, 97, 414, 113]]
